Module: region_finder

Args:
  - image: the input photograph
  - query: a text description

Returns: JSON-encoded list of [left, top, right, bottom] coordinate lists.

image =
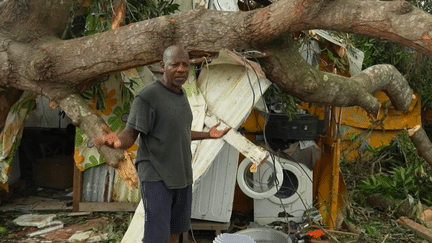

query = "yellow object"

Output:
[[312, 107, 347, 229], [338, 91, 421, 160], [307, 91, 421, 228], [241, 109, 265, 132]]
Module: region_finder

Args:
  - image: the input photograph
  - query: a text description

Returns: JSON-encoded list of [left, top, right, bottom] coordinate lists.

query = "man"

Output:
[[100, 45, 230, 243]]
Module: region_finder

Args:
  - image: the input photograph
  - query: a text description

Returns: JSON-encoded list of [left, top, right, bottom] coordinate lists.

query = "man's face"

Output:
[[162, 48, 190, 90]]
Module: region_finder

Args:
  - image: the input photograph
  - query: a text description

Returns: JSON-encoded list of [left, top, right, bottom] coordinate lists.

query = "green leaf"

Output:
[[75, 128, 84, 147], [113, 106, 123, 116], [89, 155, 99, 166], [327, 50, 335, 61]]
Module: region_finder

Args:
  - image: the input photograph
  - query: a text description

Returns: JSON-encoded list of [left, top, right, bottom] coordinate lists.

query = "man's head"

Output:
[[160, 45, 190, 92]]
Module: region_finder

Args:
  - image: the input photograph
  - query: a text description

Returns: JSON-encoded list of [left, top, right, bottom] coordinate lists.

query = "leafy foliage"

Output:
[[71, 0, 180, 108], [264, 84, 301, 121], [71, 0, 180, 37], [352, 132, 432, 205]]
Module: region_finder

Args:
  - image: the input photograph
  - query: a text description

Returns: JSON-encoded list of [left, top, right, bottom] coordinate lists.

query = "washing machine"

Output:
[[237, 155, 313, 225]]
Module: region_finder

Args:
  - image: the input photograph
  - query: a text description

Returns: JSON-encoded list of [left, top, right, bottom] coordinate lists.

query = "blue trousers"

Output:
[[141, 181, 192, 243]]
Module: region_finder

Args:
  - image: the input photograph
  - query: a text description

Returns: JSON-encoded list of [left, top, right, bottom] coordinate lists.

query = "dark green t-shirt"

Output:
[[127, 81, 193, 189]]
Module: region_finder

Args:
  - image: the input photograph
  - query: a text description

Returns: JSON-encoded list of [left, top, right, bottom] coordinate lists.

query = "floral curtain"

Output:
[[0, 92, 37, 191]]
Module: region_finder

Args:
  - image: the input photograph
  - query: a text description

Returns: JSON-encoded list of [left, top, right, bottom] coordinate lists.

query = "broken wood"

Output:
[[419, 207, 432, 228], [114, 151, 138, 191], [397, 216, 432, 242]]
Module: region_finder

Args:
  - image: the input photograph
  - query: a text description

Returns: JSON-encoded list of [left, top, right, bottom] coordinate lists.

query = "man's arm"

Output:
[[93, 125, 139, 150], [191, 122, 231, 141], [117, 126, 140, 150]]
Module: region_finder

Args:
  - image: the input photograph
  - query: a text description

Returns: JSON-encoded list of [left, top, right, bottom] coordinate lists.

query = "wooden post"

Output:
[[73, 164, 82, 212]]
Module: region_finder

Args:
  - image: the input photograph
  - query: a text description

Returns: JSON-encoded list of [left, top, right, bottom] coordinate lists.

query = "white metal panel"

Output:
[[191, 143, 239, 222], [121, 200, 144, 243], [197, 50, 271, 128]]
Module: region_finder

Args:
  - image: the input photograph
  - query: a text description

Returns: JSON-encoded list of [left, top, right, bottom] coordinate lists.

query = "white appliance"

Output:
[[191, 143, 239, 222], [237, 155, 313, 225], [208, 0, 239, 11]]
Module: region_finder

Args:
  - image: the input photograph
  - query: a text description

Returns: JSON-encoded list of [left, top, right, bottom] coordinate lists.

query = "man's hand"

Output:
[[93, 124, 122, 148], [209, 122, 231, 138]]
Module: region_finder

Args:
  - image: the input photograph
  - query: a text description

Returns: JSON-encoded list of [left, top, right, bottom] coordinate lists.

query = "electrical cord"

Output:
[[190, 223, 198, 243], [235, 51, 298, 232], [233, 50, 333, 239], [244, 50, 334, 227], [278, 146, 337, 227], [236, 50, 331, 229]]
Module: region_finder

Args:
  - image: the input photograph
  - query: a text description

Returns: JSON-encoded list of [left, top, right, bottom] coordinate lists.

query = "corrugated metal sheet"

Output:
[[112, 172, 141, 202], [82, 162, 141, 203], [82, 164, 115, 202]]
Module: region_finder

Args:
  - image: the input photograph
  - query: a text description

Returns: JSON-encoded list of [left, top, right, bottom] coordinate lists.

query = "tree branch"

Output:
[[261, 35, 413, 116], [308, 0, 432, 57], [31, 0, 431, 86], [56, 93, 124, 166], [1, 0, 431, 92], [408, 125, 432, 167]]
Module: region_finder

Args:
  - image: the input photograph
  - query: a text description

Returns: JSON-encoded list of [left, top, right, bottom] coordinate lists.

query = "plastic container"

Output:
[[234, 228, 292, 243]]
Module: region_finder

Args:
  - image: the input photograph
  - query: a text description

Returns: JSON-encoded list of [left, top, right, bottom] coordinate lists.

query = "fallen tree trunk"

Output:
[[0, 0, 431, 176]]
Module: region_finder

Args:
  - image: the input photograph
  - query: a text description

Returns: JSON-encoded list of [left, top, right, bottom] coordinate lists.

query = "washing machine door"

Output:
[[267, 160, 308, 205], [237, 157, 284, 199]]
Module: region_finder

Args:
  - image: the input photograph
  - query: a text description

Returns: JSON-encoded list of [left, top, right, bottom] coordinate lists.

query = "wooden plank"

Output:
[[190, 220, 230, 231], [397, 216, 432, 242], [79, 202, 138, 212], [32, 201, 72, 211], [72, 164, 82, 212]]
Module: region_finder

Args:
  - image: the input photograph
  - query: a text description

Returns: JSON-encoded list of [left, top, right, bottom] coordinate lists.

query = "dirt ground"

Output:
[[0, 185, 216, 243]]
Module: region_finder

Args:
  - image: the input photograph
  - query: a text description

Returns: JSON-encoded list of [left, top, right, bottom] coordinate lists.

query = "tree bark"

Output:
[[261, 35, 413, 117], [1, 0, 431, 94], [0, 0, 431, 168]]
